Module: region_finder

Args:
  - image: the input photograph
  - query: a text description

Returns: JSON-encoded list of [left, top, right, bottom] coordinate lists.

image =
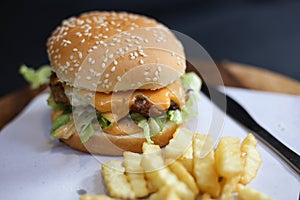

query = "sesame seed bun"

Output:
[[47, 11, 186, 92]]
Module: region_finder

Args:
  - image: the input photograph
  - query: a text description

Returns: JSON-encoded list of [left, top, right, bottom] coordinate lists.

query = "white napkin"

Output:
[[0, 88, 299, 200]]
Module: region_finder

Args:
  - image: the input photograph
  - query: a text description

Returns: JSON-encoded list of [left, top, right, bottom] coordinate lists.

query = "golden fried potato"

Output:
[[123, 151, 149, 198], [165, 128, 194, 160], [80, 194, 116, 200], [168, 160, 199, 195], [101, 160, 135, 199], [237, 184, 274, 200], [146, 168, 195, 200], [201, 193, 213, 200], [149, 186, 180, 200], [215, 137, 243, 178], [240, 134, 262, 184], [141, 142, 164, 172], [219, 176, 240, 200], [193, 134, 220, 198], [141, 143, 194, 200], [178, 157, 193, 174]]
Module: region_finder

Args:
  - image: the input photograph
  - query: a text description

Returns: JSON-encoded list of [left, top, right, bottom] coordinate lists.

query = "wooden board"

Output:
[[0, 61, 299, 130]]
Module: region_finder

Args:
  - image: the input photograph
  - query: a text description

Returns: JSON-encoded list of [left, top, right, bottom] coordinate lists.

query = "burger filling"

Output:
[[47, 71, 201, 143], [20, 64, 201, 143]]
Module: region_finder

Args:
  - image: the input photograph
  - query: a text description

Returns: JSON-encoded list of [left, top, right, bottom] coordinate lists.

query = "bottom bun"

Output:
[[60, 120, 178, 156]]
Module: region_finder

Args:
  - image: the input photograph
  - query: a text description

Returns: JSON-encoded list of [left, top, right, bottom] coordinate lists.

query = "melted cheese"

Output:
[[93, 79, 185, 120]]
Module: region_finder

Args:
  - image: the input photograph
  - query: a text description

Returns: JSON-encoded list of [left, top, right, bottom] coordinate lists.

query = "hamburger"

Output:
[[46, 11, 201, 155]]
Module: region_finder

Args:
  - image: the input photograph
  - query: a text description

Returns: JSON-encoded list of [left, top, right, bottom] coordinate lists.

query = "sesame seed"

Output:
[[103, 35, 108, 39], [81, 39, 86, 43], [104, 57, 108, 63], [113, 60, 118, 65], [134, 52, 138, 57], [109, 54, 114, 59], [130, 56, 135, 60], [155, 71, 159, 76], [73, 48, 78, 52], [86, 76, 91, 80], [144, 71, 149, 76], [96, 73, 101, 77], [88, 49, 93, 53], [171, 52, 175, 56], [139, 59, 144, 65], [105, 74, 109, 78], [111, 66, 116, 72], [153, 77, 158, 81], [104, 79, 108, 83], [102, 63, 106, 68], [78, 52, 83, 59], [117, 76, 122, 81], [91, 60, 95, 65], [130, 83, 135, 87], [66, 62, 70, 67], [110, 43, 115, 46], [92, 46, 98, 50], [158, 66, 162, 72], [145, 77, 151, 81], [126, 38, 131, 42], [134, 41, 140, 45]]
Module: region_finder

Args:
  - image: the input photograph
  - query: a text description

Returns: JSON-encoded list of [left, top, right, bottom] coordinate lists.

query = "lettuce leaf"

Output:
[[50, 114, 70, 139], [181, 72, 202, 93], [167, 110, 183, 124], [96, 112, 113, 129], [80, 124, 95, 143], [19, 64, 52, 89], [137, 120, 153, 144]]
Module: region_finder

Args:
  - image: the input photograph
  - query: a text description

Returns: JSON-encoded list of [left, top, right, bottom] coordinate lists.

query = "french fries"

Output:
[[240, 134, 262, 184], [168, 160, 199, 195], [219, 176, 240, 200], [149, 186, 180, 200], [193, 134, 220, 198], [215, 137, 243, 178], [101, 160, 134, 199], [142, 142, 195, 200], [165, 128, 194, 160], [87, 128, 272, 200], [123, 151, 149, 197]]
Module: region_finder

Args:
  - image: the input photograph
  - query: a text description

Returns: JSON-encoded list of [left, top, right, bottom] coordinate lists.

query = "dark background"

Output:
[[1, 0, 300, 97]]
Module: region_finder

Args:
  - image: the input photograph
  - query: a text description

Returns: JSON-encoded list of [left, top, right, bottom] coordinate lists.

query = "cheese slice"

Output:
[[93, 79, 185, 120]]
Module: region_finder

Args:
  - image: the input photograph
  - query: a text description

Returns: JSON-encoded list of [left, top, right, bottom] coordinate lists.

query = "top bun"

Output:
[[47, 11, 186, 92]]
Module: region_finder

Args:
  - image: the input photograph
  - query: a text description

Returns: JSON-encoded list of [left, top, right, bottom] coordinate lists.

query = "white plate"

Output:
[[0, 89, 299, 200]]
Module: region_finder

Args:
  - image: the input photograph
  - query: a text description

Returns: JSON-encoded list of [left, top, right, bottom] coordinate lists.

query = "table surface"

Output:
[[1, 61, 300, 131]]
